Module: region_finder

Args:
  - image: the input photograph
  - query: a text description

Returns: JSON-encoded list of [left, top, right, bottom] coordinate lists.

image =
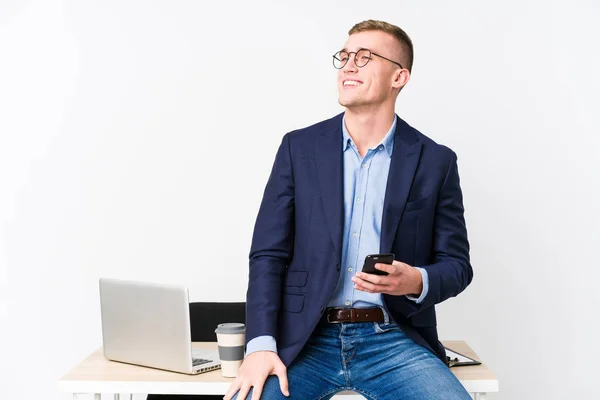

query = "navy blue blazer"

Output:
[[246, 112, 473, 366]]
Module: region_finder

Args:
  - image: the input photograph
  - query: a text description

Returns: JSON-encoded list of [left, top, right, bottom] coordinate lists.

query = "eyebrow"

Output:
[[340, 47, 370, 53]]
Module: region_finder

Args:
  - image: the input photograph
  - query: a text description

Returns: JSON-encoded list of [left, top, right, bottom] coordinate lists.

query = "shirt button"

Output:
[[352, 232, 358, 238], [356, 197, 361, 202], [362, 163, 367, 168], [378, 145, 384, 151], [345, 301, 350, 306], [348, 268, 353, 272]]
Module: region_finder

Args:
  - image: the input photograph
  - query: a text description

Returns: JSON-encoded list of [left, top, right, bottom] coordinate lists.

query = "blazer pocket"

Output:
[[404, 197, 434, 213], [284, 271, 308, 287], [282, 294, 305, 313]]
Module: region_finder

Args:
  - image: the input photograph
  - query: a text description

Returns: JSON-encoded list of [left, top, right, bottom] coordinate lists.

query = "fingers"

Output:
[[250, 382, 264, 400], [354, 281, 376, 293], [391, 260, 410, 271], [275, 362, 290, 397], [374, 262, 395, 274], [352, 275, 387, 293], [235, 384, 252, 400], [223, 376, 243, 400], [356, 271, 383, 285], [225, 352, 288, 400]]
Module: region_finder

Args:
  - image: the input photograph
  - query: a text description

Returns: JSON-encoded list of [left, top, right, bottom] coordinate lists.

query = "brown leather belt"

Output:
[[324, 307, 384, 323]]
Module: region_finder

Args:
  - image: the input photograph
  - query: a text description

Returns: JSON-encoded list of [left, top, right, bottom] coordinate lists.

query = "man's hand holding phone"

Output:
[[352, 253, 424, 297]]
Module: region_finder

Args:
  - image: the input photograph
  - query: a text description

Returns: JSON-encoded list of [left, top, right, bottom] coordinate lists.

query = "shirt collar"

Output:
[[342, 115, 396, 158]]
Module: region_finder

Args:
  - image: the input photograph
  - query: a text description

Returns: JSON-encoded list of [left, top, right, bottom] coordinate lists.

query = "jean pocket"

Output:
[[374, 321, 400, 334]]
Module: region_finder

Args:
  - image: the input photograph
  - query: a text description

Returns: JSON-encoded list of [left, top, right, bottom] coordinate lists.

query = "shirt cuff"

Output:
[[405, 267, 429, 304], [245, 335, 278, 357]]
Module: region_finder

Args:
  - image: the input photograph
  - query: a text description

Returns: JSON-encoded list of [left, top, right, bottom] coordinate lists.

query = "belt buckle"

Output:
[[326, 308, 342, 323]]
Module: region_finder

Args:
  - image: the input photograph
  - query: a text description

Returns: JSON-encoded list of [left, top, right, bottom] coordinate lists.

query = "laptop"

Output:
[[99, 278, 221, 374]]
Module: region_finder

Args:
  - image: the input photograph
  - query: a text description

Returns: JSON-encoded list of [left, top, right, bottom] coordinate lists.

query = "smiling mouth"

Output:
[[343, 80, 362, 87]]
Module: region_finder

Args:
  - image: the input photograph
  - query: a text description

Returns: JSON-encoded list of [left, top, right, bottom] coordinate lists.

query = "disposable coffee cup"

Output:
[[214, 323, 246, 377]]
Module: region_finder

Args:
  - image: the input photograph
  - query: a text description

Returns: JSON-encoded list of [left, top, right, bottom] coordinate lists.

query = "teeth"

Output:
[[344, 80, 361, 86]]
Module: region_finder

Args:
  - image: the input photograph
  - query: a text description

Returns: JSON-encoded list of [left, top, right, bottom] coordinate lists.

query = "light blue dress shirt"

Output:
[[246, 116, 429, 356]]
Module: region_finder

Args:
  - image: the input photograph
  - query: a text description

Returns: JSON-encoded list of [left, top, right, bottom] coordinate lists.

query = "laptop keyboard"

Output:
[[192, 358, 212, 367]]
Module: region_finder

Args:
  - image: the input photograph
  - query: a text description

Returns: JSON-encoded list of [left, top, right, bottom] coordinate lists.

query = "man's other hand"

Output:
[[223, 350, 289, 400]]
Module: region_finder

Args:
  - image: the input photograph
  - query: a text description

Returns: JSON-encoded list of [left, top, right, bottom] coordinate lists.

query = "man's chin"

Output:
[[339, 98, 366, 110], [338, 97, 357, 108]]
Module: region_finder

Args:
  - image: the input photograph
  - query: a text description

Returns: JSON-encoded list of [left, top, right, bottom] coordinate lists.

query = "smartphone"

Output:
[[362, 253, 395, 276]]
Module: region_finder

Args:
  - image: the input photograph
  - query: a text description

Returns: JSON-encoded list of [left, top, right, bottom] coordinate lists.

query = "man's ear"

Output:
[[392, 69, 410, 90]]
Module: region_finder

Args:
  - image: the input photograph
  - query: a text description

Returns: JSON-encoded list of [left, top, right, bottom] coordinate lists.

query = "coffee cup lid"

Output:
[[215, 322, 246, 334]]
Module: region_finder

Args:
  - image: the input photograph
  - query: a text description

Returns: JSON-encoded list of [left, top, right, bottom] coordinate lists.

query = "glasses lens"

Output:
[[355, 49, 371, 67], [333, 51, 349, 69]]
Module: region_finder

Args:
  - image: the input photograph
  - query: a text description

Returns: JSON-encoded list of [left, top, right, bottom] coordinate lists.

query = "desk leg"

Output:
[[474, 394, 487, 400]]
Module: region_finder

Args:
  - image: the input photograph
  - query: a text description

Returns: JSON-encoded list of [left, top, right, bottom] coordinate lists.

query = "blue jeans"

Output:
[[234, 320, 471, 400]]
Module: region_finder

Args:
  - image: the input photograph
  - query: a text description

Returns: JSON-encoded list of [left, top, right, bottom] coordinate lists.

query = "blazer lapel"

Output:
[[380, 116, 423, 253], [315, 113, 344, 260]]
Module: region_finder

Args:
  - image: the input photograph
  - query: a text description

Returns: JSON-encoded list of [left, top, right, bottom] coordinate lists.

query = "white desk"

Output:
[[58, 341, 498, 399]]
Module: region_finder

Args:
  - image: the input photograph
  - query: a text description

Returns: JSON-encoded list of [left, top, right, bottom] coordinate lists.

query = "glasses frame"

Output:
[[332, 48, 404, 70]]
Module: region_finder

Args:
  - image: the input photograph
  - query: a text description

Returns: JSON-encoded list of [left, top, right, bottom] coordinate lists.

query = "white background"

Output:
[[1, 1, 599, 399]]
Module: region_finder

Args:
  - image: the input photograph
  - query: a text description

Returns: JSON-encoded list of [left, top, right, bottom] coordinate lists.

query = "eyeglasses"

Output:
[[332, 48, 403, 70]]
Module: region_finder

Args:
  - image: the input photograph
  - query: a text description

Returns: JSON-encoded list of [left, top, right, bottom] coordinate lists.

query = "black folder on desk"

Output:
[[444, 346, 482, 367]]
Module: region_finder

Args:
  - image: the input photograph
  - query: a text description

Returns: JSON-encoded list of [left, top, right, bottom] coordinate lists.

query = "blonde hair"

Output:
[[348, 20, 414, 71]]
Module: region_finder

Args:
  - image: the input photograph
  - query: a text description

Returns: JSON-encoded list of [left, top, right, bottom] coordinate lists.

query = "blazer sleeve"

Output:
[[245, 133, 295, 345], [419, 151, 473, 309]]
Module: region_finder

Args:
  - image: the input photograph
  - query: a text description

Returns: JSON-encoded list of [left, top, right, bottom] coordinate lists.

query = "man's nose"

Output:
[[341, 57, 358, 73]]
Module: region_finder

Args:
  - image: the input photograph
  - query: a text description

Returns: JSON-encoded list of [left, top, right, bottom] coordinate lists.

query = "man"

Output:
[[226, 20, 473, 400]]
